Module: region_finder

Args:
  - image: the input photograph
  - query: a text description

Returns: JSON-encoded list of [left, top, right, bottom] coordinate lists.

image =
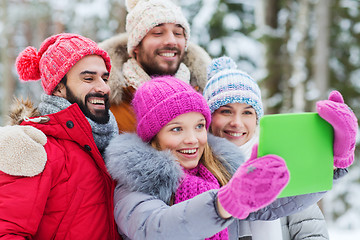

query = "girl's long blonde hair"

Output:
[[201, 143, 232, 186], [151, 140, 232, 187]]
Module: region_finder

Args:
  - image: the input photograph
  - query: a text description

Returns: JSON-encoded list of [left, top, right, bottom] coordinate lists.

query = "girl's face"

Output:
[[155, 112, 207, 170], [211, 103, 257, 147]]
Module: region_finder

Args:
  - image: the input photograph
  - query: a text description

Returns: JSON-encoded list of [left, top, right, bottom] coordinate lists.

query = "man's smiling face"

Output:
[[54, 55, 111, 124], [133, 23, 186, 76]]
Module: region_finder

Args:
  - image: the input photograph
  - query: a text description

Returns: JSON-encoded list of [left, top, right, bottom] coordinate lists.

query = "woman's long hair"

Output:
[[151, 139, 232, 187], [200, 143, 232, 186]]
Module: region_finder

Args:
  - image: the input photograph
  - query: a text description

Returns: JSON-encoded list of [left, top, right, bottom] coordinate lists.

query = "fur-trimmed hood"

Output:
[[0, 99, 44, 177], [98, 33, 212, 105], [104, 132, 245, 204], [7, 98, 41, 126]]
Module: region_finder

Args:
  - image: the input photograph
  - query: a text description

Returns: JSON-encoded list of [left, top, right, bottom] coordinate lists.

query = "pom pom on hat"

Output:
[[203, 56, 264, 120], [15, 33, 111, 95], [133, 76, 211, 142], [125, 0, 140, 11], [16, 46, 41, 82], [207, 56, 237, 81]]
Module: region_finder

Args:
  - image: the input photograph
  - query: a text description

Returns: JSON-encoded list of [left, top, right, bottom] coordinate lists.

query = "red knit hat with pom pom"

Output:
[[15, 33, 111, 95]]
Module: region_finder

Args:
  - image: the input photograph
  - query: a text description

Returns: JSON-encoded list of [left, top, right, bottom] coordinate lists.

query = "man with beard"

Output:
[[0, 33, 121, 239], [99, 0, 212, 133]]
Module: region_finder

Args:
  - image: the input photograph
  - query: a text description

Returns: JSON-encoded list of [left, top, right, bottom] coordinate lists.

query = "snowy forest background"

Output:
[[0, 0, 359, 237]]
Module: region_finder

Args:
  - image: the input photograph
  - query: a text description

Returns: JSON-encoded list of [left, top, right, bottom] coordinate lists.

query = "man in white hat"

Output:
[[99, 0, 212, 133]]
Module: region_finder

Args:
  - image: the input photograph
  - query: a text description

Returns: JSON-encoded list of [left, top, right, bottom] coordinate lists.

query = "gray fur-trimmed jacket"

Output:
[[104, 133, 341, 240]]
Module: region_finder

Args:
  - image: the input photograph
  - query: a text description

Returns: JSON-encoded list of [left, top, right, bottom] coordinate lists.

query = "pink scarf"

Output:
[[174, 163, 229, 240]]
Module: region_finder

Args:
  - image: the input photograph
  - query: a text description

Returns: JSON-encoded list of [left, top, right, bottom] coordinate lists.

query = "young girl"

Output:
[[203, 56, 357, 240], [105, 76, 332, 240]]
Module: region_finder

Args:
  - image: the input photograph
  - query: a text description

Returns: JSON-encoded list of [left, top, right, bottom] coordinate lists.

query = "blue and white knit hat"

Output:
[[203, 56, 263, 119]]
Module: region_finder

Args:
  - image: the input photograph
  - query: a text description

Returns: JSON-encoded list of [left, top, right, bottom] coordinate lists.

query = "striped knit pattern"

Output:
[[203, 56, 263, 119], [125, 0, 190, 56]]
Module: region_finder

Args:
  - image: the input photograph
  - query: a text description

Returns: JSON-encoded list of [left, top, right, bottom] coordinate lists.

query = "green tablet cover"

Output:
[[258, 112, 334, 198]]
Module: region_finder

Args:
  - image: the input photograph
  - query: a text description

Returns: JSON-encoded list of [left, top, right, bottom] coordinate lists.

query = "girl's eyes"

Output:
[[170, 127, 182, 132], [244, 110, 254, 115], [220, 109, 232, 114], [170, 124, 205, 132], [219, 109, 255, 115]]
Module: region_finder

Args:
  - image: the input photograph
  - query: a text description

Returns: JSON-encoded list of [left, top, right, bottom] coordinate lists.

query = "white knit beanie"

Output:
[[125, 0, 191, 57]]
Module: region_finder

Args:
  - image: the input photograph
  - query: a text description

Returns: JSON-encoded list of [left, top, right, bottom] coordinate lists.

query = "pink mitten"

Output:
[[218, 145, 289, 219], [316, 91, 358, 168]]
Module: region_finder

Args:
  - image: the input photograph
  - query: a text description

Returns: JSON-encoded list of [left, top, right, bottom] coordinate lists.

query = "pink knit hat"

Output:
[[15, 33, 111, 95], [133, 76, 211, 142]]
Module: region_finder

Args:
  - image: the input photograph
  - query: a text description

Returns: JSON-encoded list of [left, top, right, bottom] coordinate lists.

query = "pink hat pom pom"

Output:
[[16, 46, 41, 81]]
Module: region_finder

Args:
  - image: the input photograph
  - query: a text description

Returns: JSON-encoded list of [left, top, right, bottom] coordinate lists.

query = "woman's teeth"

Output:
[[228, 132, 243, 137], [179, 149, 197, 154]]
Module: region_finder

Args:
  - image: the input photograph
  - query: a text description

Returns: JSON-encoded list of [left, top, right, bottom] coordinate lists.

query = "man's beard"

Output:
[[138, 47, 184, 76], [65, 86, 110, 124]]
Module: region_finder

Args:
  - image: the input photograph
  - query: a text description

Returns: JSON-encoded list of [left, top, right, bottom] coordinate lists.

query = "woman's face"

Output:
[[154, 112, 207, 170], [211, 103, 257, 147]]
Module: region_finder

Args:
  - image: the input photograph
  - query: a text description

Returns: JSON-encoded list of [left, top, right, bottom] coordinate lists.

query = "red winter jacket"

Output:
[[0, 104, 121, 240]]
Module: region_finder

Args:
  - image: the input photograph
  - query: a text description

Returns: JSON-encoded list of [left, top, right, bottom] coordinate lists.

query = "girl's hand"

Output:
[[217, 144, 289, 219], [316, 90, 358, 168]]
